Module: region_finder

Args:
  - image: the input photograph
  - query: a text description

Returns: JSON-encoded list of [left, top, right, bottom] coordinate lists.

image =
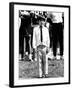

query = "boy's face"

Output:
[[39, 20, 45, 26]]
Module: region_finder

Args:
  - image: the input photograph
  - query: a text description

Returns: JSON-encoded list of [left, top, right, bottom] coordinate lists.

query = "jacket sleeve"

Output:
[[32, 27, 36, 49]]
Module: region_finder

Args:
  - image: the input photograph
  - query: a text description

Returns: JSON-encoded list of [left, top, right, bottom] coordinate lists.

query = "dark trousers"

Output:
[[25, 36, 30, 54], [19, 36, 30, 58], [19, 36, 24, 58], [49, 29, 53, 48], [52, 23, 63, 57]]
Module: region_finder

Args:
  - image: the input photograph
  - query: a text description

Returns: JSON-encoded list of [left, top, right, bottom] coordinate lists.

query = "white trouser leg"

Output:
[[45, 55, 48, 74], [39, 57, 42, 77], [38, 51, 42, 77]]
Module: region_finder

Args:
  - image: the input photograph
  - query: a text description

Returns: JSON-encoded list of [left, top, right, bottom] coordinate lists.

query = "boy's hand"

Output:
[[46, 47, 49, 54]]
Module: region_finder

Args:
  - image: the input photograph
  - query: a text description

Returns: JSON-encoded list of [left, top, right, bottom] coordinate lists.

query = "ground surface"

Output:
[[19, 57, 64, 79]]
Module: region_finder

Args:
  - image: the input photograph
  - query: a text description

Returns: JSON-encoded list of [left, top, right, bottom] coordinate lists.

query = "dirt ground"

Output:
[[19, 57, 64, 79]]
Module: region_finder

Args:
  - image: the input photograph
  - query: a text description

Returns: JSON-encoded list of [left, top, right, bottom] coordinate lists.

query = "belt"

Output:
[[37, 44, 46, 49]]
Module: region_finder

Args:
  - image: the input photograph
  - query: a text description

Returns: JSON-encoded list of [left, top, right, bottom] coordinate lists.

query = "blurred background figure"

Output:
[[51, 12, 64, 60], [19, 10, 33, 61], [19, 10, 64, 61]]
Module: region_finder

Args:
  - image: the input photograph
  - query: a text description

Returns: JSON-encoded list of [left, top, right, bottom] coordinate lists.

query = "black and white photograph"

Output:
[[19, 10, 64, 78], [9, 2, 70, 87]]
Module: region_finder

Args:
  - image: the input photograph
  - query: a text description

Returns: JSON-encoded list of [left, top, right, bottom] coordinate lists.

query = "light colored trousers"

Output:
[[37, 45, 48, 77]]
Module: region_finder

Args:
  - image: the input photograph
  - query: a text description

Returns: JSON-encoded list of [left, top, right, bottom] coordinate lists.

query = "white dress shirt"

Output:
[[52, 12, 63, 23], [33, 25, 50, 49]]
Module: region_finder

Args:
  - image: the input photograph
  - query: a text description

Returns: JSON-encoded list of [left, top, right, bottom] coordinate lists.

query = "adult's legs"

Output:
[[58, 23, 64, 56], [52, 23, 58, 57], [53, 38, 57, 57], [20, 37, 24, 59], [26, 36, 30, 54], [49, 26, 53, 48], [60, 37, 63, 56]]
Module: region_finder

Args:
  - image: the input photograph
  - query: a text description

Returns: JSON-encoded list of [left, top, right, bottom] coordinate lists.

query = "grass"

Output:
[[19, 57, 64, 79]]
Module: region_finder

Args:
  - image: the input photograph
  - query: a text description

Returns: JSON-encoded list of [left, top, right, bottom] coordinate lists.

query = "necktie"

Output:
[[40, 26, 43, 42]]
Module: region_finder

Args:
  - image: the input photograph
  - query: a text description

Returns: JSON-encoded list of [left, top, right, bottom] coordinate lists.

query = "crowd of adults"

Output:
[[19, 10, 64, 61]]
